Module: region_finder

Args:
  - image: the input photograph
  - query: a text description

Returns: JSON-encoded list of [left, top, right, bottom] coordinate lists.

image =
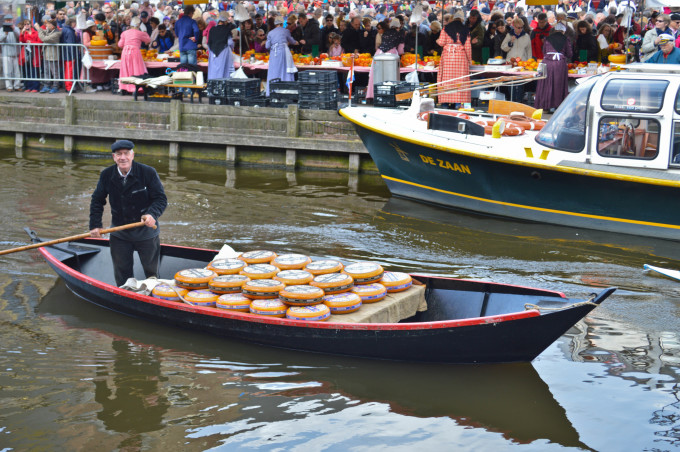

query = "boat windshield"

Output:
[[535, 76, 599, 152]]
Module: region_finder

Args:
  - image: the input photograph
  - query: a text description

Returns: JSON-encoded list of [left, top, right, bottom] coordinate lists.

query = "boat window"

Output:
[[672, 122, 680, 166], [596, 116, 660, 160], [535, 76, 598, 152], [601, 79, 668, 113]]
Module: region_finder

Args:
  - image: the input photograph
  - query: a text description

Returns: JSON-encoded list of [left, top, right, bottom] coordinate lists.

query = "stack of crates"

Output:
[[225, 78, 265, 106], [374, 81, 426, 108], [206, 78, 229, 105], [269, 78, 300, 107], [298, 70, 338, 110]]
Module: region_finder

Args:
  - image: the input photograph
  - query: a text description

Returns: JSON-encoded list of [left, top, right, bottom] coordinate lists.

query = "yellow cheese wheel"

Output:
[[207, 258, 247, 275], [249, 298, 287, 317], [274, 269, 314, 285], [343, 262, 384, 285], [310, 272, 354, 294], [174, 268, 217, 290], [90, 40, 108, 46], [183, 289, 219, 307], [278, 285, 325, 306], [323, 292, 362, 314], [304, 259, 344, 275], [242, 279, 286, 299], [380, 271, 413, 293], [286, 304, 331, 321], [151, 284, 188, 301], [239, 250, 277, 264], [272, 253, 312, 270], [209, 274, 250, 294], [216, 293, 252, 311], [350, 283, 387, 303], [240, 264, 279, 280]]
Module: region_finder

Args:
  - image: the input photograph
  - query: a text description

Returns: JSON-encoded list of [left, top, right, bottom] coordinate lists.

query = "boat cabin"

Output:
[[535, 64, 680, 170]]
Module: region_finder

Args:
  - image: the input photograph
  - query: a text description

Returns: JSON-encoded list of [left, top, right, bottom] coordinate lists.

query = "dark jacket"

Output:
[[90, 161, 167, 241], [320, 24, 338, 52], [59, 24, 79, 61], [299, 18, 321, 54], [342, 24, 363, 54]]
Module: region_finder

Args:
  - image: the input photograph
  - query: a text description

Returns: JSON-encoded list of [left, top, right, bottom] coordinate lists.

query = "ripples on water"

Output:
[[0, 148, 678, 450]]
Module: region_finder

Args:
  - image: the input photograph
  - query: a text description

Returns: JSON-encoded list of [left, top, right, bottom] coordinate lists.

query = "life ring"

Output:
[[279, 285, 326, 306], [216, 293, 252, 312], [183, 289, 219, 307], [310, 272, 354, 294], [473, 119, 525, 136], [286, 304, 331, 322], [249, 298, 287, 317], [350, 283, 387, 303], [151, 284, 188, 301], [304, 259, 344, 276], [417, 110, 470, 122], [242, 279, 286, 299], [209, 274, 250, 294], [207, 258, 246, 275], [272, 253, 312, 270], [343, 262, 384, 285], [174, 268, 217, 290], [239, 250, 277, 264], [275, 269, 314, 285], [505, 114, 546, 131], [240, 264, 279, 280], [323, 292, 362, 314], [380, 271, 413, 293]]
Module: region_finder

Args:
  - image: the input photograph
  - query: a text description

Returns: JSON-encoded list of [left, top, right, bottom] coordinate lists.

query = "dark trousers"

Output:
[[110, 235, 161, 286]]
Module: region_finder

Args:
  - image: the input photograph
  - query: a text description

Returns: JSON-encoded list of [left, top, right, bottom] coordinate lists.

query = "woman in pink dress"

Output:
[[118, 17, 151, 94]]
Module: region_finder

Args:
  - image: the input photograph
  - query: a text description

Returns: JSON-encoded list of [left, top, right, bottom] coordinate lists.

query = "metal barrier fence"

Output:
[[0, 42, 91, 95]]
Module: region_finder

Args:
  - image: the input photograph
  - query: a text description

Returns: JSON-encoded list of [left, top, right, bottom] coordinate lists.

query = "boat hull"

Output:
[[38, 239, 612, 364], [352, 122, 680, 240]]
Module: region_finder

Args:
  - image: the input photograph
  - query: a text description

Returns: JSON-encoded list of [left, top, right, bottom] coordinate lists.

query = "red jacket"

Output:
[[19, 29, 42, 67], [530, 24, 551, 59]]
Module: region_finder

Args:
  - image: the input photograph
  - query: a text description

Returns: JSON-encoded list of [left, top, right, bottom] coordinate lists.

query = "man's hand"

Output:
[[90, 228, 102, 238], [142, 214, 156, 228]]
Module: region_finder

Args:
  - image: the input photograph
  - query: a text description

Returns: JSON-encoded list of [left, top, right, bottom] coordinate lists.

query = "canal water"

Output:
[[0, 147, 678, 451]]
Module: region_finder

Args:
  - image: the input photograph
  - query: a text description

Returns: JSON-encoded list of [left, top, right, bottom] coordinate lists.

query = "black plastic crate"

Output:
[[299, 82, 338, 97], [229, 96, 269, 107], [269, 78, 300, 103], [110, 78, 120, 95], [270, 96, 296, 106], [298, 90, 338, 103], [298, 99, 338, 110], [225, 78, 260, 98], [206, 78, 229, 97], [298, 70, 338, 84], [208, 96, 229, 105]]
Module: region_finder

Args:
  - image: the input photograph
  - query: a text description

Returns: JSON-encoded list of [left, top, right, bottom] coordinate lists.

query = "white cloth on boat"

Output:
[[120, 276, 174, 295], [213, 244, 241, 260]]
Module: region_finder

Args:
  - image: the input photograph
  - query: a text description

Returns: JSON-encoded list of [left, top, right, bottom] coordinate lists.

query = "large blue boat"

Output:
[[341, 64, 680, 240]]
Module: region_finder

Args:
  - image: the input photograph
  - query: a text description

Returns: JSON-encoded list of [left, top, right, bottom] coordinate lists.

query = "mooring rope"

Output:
[[524, 294, 598, 312]]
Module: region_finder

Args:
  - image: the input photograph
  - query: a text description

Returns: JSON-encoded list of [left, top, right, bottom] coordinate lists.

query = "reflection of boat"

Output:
[[31, 231, 615, 364], [38, 279, 589, 449], [340, 64, 680, 240]]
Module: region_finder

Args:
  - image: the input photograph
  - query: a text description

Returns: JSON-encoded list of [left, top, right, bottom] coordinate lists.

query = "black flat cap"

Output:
[[111, 139, 134, 152]]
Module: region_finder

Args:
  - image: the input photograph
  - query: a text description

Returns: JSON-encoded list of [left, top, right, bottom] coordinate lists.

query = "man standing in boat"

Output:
[[89, 140, 168, 287]]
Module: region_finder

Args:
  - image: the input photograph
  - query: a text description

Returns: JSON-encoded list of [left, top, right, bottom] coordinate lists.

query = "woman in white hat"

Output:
[[118, 16, 151, 94], [365, 18, 404, 102], [265, 15, 299, 96], [436, 9, 472, 108]]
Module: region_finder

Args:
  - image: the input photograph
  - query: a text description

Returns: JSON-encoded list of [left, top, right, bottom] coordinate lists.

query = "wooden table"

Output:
[[132, 82, 207, 103]]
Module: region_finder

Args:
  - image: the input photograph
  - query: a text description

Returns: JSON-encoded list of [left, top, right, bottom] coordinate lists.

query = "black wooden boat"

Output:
[[30, 229, 615, 364]]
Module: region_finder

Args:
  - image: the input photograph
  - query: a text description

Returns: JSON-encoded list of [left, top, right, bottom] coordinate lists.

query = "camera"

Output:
[[2, 25, 13, 32]]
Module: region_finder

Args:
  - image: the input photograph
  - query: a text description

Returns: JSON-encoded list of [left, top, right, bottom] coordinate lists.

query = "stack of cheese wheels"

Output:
[[304, 259, 344, 275], [278, 285, 325, 306], [175, 268, 217, 290], [216, 293, 252, 312], [343, 262, 384, 284], [240, 264, 279, 280], [209, 274, 250, 294], [286, 304, 331, 321], [323, 292, 362, 314], [350, 282, 387, 303], [272, 253, 312, 270], [183, 289, 219, 307], [380, 271, 413, 293], [274, 269, 314, 285], [207, 258, 246, 275], [310, 272, 354, 294], [151, 284, 188, 301], [250, 298, 287, 317], [242, 279, 286, 299], [239, 250, 277, 264]]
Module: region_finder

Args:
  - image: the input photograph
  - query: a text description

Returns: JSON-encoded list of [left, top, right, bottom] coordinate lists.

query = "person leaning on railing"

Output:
[[36, 19, 62, 94], [19, 19, 42, 92]]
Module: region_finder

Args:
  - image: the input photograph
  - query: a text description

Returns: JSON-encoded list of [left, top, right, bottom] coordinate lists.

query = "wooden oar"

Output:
[[0, 220, 153, 256]]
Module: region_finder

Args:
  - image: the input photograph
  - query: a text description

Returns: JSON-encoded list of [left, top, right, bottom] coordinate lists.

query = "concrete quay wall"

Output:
[[0, 95, 376, 173]]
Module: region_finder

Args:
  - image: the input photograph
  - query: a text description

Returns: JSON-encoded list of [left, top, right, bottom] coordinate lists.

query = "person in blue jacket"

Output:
[[174, 5, 201, 64], [648, 34, 680, 64], [152, 24, 175, 53]]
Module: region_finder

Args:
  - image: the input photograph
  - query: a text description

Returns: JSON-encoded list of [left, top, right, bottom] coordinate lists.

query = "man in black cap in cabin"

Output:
[[89, 140, 168, 287]]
